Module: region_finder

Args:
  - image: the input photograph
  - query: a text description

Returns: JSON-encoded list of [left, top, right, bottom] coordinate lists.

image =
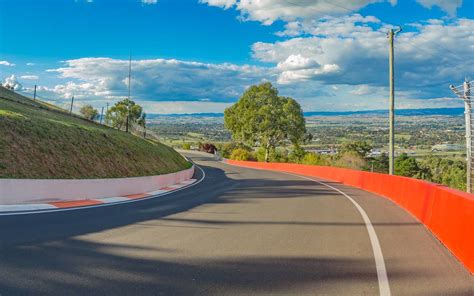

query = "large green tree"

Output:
[[106, 98, 144, 131], [224, 82, 307, 162]]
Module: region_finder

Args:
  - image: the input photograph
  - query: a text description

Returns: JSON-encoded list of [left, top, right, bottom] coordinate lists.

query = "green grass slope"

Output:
[[0, 87, 191, 179]]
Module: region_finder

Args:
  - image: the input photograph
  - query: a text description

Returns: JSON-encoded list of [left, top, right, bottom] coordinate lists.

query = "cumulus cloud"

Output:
[[0, 61, 15, 67], [416, 0, 463, 16], [141, 0, 158, 4], [20, 75, 39, 80], [201, 0, 396, 24], [138, 100, 232, 114], [202, 0, 462, 24], [46, 57, 269, 102], [350, 84, 372, 95], [276, 54, 339, 84], [252, 16, 474, 98]]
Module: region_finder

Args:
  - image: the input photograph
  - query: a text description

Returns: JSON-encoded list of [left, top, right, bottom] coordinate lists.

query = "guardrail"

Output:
[[0, 166, 194, 205], [225, 159, 474, 274]]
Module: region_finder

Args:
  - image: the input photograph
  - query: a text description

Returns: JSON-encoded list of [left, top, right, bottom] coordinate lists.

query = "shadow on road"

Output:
[[0, 237, 408, 295]]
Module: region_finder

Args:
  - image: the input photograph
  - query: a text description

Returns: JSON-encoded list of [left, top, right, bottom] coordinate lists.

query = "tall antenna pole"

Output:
[[128, 53, 132, 101], [451, 79, 472, 193], [388, 27, 402, 175], [126, 53, 132, 133]]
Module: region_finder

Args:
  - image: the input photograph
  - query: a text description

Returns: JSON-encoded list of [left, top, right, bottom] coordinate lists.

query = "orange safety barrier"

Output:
[[226, 159, 474, 274]]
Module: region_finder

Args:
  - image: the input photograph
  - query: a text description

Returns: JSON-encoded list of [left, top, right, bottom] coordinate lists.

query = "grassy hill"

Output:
[[0, 87, 191, 179]]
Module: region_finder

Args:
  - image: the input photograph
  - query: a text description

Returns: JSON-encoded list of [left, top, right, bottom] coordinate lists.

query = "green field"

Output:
[[0, 87, 191, 179]]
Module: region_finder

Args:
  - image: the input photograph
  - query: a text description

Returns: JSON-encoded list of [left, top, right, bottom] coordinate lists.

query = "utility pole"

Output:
[[33, 85, 37, 101], [99, 106, 104, 124], [388, 27, 402, 175], [450, 79, 472, 193], [126, 53, 132, 133], [69, 95, 74, 114]]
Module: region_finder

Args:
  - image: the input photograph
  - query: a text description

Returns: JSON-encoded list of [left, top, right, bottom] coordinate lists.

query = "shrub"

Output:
[[220, 142, 251, 158], [288, 145, 306, 163], [271, 148, 289, 163], [301, 152, 330, 166], [230, 148, 252, 161], [394, 153, 421, 177], [182, 143, 191, 150], [253, 147, 266, 162], [332, 151, 367, 170]]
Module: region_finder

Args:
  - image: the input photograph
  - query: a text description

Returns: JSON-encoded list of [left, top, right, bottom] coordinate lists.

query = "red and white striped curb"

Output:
[[0, 179, 197, 213]]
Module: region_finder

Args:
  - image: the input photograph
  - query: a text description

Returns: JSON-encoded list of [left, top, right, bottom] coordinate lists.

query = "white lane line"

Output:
[[281, 172, 391, 296], [221, 161, 390, 296], [0, 165, 206, 216]]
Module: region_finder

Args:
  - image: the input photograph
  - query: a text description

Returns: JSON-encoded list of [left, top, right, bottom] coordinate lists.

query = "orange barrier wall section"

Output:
[[226, 159, 474, 274]]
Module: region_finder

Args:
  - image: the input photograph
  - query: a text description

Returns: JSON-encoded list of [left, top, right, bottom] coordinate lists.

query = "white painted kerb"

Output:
[[0, 166, 194, 204]]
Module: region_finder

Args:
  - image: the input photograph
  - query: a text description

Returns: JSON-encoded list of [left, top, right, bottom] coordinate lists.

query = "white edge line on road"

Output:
[[0, 165, 206, 216], [286, 173, 391, 296], [222, 161, 391, 296]]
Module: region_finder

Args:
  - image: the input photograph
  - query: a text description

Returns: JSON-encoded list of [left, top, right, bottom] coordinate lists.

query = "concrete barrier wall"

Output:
[[226, 159, 474, 274], [0, 166, 194, 204]]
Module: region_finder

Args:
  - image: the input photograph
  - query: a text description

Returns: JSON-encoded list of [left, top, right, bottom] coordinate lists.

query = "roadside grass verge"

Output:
[[0, 88, 191, 179]]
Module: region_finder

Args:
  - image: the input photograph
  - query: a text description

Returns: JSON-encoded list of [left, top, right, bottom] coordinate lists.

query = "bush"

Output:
[[301, 152, 330, 166], [181, 143, 191, 150], [220, 142, 251, 158], [333, 151, 367, 170], [253, 147, 266, 162], [367, 153, 389, 173], [271, 148, 289, 163], [418, 156, 466, 191], [230, 148, 252, 161], [394, 153, 421, 177], [252, 147, 289, 162], [288, 146, 306, 163]]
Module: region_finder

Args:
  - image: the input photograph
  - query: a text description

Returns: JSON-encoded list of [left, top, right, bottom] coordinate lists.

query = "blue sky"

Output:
[[0, 0, 473, 114]]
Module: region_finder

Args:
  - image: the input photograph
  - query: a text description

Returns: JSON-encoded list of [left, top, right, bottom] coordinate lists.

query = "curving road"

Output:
[[0, 151, 472, 295]]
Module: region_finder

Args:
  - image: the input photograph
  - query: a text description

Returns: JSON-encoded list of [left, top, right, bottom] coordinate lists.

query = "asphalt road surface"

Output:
[[0, 151, 472, 295]]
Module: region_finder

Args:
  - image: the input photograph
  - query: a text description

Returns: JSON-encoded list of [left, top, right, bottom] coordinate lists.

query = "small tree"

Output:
[[80, 104, 99, 120], [106, 98, 144, 131], [224, 82, 307, 162], [339, 141, 373, 158], [394, 153, 421, 177]]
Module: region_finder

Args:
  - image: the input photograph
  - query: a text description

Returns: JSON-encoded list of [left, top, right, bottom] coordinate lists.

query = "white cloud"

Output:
[[350, 84, 372, 95], [20, 75, 39, 80], [26, 63, 35, 66], [416, 0, 463, 16], [138, 101, 232, 114], [252, 16, 474, 99], [0, 61, 15, 67], [201, 0, 396, 25], [141, 0, 158, 4], [276, 54, 339, 84], [46, 57, 268, 102]]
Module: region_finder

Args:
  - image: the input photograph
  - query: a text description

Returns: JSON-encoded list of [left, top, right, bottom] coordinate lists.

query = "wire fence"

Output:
[[2, 86, 155, 141]]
